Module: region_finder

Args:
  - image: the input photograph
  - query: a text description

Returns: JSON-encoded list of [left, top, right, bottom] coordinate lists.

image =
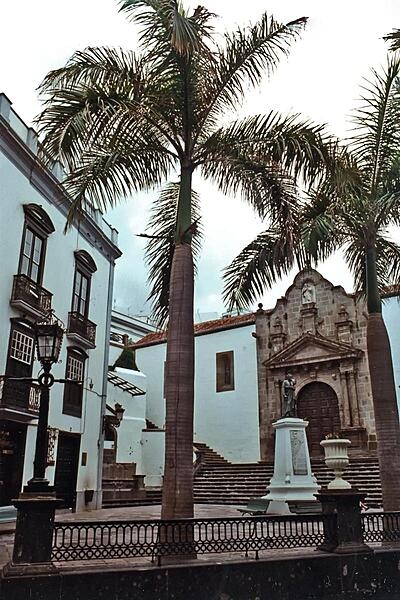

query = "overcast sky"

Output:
[[1, 1, 399, 319]]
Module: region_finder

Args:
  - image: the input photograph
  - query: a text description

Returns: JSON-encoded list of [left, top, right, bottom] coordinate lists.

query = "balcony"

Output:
[[10, 274, 52, 318], [0, 376, 40, 421], [67, 312, 97, 349]]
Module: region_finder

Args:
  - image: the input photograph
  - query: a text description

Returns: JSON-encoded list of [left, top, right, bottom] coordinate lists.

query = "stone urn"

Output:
[[320, 438, 351, 489]]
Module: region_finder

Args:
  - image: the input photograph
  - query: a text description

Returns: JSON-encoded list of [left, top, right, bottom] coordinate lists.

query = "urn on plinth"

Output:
[[320, 438, 351, 490]]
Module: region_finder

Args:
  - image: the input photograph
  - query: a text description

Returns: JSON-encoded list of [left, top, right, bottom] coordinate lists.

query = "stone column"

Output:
[[347, 368, 361, 427], [339, 367, 352, 427]]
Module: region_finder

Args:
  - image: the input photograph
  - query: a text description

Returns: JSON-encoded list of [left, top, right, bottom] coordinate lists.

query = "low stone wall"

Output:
[[2, 549, 400, 600]]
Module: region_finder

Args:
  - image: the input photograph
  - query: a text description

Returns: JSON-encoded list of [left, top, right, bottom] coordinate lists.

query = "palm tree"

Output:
[[36, 0, 340, 521], [224, 55, 400, 511]]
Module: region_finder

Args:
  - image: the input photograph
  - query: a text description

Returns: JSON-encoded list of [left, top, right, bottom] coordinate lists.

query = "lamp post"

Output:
[[6, 317, 65, 574], [27, 321, 64, 492]]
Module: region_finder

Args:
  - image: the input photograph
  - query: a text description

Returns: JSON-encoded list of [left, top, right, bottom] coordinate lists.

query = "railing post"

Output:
[[3, 494, 61, 576], [317, 490, 372, 554]]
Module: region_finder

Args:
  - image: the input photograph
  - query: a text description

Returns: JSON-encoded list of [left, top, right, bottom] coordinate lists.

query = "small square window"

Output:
[[216, 351, 234, 392]]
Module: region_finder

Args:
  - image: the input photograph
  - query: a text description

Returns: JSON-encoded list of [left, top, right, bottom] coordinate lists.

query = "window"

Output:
[[20, 227, 44, 283], [71, 250, 97, 318], [72, 270, 90, 317], [62, 349, 87, 418], [6, 321, 35, 378], [18, 204, 55, 284], [216, 351, 234, 392]]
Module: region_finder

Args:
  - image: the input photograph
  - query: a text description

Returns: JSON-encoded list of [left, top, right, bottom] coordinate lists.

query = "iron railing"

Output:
[[0, 376, 40, 414], [363, 512, 400, 544], [67, 312, 97, 347], [52, 514, 336, 562], [11, 274, 52, 315]]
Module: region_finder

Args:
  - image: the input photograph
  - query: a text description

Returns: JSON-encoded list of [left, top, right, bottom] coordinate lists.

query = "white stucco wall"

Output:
[[382, 297, 400, 412], [141, 430, 165, 487], [135, 343, 167, 428], [135, 321, 260, 465], [106, 368, 147, 472], [194, 325, 259, 463], [0, 99, 120, 510]]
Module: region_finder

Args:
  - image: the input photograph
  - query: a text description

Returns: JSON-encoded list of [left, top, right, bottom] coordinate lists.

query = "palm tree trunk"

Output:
[[366, 247, 400, 511], [162, 165, 195, 522]]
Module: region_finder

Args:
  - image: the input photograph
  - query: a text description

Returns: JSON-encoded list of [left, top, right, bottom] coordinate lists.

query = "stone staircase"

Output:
[[102, 442, 382, 508], [193, 441, 231, 465], [193, 457, 382, 508]]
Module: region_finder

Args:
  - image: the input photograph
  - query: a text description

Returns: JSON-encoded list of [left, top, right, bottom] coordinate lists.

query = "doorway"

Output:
[[54, 432, 80, 508], [297, 382, 341, 455], [0, 421, 27, 505]]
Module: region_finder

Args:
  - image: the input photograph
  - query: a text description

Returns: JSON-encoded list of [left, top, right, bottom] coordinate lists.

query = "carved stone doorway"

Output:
[[297, 382, 341, 455]]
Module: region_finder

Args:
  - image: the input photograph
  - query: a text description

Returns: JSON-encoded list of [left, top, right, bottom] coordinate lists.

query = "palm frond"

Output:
[[350, 56, 400, 197], [384, 29, 400, 52], [301, 191, 342, 261], [38, 46, 147, 95], [61, 141, 174, 227], [145, 182, 203, 326], [196, 14, 307, 135], [200, 151, 299, 221], [119, 0, 215, 57], [222, 225, 306, 312], [200, 113, 337, 188]]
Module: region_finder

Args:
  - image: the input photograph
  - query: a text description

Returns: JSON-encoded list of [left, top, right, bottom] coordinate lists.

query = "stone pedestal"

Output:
[[3, 488, 62, 576], [317, 489, 372, 554], [263, 418, 319, 514]]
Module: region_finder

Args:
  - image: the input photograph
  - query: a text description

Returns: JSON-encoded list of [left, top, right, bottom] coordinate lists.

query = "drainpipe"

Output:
[[95, 257, 116, 509]]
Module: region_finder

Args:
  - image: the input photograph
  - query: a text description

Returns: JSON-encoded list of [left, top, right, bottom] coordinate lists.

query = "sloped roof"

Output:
[[134, 313, 256, 349]]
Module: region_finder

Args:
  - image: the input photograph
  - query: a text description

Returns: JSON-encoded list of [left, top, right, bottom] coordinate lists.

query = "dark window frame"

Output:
[[62, 348, 87, 418], [71, 251, 97, 318], [216, 351, 235, 392], [18, 205, 55, 285], [6, 319, 35, 378], [72, 268, 91, 318]]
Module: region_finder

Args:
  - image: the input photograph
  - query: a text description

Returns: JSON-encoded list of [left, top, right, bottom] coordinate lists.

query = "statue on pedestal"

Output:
[[282, 374, 297, 418]]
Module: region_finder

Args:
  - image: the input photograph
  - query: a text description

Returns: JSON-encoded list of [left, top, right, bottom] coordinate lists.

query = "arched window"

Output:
[[18, 204, 55, 284], [71, 250, 97, 318]]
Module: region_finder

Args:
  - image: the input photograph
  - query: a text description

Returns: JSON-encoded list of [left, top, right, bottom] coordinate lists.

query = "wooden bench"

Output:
[[288, 501, 322, 515], [237, 498, 270, 516]]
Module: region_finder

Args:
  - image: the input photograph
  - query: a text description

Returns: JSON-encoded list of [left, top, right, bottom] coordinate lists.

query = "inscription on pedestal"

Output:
[[290, 430, 308, 475]]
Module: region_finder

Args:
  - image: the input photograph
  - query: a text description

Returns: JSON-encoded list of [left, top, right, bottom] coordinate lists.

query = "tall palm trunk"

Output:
[[366, 247, 400, 511], [162, 166, 195, 521]]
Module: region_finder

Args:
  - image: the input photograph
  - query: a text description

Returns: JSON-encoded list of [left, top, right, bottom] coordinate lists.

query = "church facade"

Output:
[[255, 269, 377, 460]]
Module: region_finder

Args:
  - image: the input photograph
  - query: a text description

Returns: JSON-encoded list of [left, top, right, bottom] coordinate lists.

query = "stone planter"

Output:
[[320, 438, 351, 489]]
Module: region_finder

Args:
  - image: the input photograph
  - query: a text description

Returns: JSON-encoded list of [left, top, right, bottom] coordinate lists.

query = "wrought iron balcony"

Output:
[[0, 376, 40, 417], [10, 274, 52, 318], [67, 312, 97, 349]]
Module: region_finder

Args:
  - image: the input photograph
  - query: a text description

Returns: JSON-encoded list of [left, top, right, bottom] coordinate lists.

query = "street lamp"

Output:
[[26, 319, 64, 492], [7, 316, 65, 572]]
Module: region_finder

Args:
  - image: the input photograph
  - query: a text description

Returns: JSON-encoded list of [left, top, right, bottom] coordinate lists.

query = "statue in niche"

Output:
[[281, 374, 297, 418], [301, 281, 316, 304]]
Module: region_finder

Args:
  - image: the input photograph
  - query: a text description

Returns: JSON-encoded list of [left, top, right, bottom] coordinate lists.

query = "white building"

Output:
[[134, 313, 259, 482], [0, 94, 121, 511]]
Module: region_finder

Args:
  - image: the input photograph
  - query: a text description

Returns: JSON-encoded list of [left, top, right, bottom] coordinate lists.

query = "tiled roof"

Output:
[[134, 313, 256, 348]]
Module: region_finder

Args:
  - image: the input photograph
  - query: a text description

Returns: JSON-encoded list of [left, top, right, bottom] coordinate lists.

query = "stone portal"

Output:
[[255, 269, 375, 461]]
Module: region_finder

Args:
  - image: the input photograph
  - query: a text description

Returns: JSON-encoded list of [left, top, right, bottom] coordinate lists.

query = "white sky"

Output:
[[1, 0, 399, 318]]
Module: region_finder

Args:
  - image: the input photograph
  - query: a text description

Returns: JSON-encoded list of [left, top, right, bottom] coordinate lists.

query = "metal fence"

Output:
[[362, 512, 400, 544], [52, 514, 335, 562]]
